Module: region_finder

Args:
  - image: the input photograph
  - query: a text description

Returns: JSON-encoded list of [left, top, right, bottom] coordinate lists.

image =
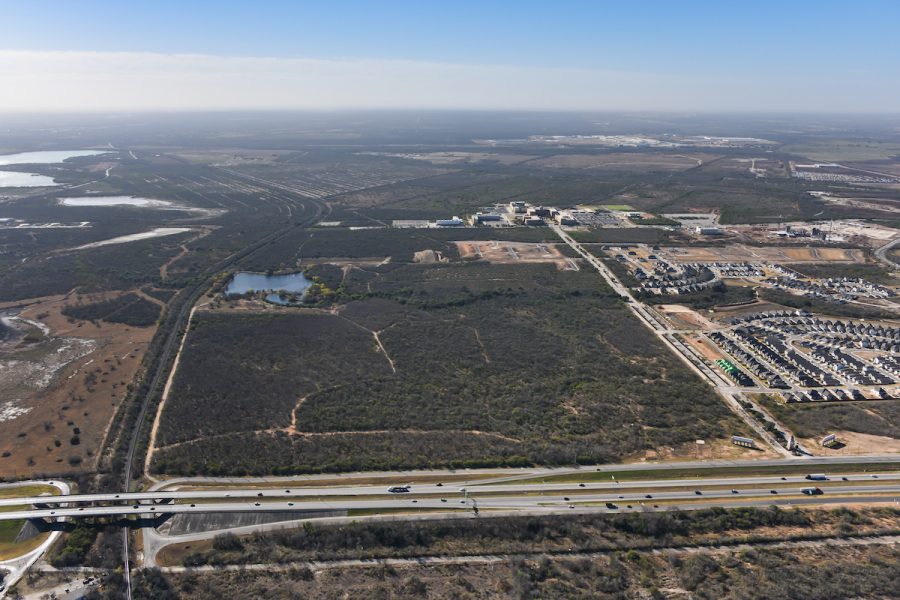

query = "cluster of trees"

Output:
[[790, 262, 898, 285], [760, 396, 900, 439], [641, 282, 756, 309], [63, 293, 162, 327], [156, 312, 389, 446], [675, 545, 900, 599], [0, 234, 188, 302], [176, 506, 888, 568], [759, 288, 899, 320], [90, 538, 900, 599]]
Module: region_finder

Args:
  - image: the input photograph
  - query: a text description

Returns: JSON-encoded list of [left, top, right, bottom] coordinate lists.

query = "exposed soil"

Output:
[[0, 292, 156, 477]]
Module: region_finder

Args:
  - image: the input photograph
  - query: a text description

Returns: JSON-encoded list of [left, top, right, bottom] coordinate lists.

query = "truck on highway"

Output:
[[801, 487, 823, 495], [805, 474, 828, 481]]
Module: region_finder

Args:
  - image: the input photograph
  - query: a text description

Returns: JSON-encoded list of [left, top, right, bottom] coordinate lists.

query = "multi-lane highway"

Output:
[[3, 472, 900, 511], [3, 470, 899, 522]]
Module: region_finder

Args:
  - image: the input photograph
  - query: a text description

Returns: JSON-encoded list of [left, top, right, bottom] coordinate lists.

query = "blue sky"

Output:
[[1, 1, 898, 111]]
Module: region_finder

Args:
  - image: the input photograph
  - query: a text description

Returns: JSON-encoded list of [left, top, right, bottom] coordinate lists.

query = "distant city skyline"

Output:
[[2, 1, 898, 112]]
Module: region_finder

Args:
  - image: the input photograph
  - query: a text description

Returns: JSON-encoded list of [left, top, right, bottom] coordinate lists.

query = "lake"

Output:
[[0, 171, 59, 187], [0, 150, 111, 188], [59, 196, 174, 208], [224, 272, 313, 305], [0, 150, 110, 166]]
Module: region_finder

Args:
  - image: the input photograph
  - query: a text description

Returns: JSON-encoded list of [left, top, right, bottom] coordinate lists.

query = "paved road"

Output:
[[3, 483, 899, 522], [0, 480, 70, 596], [874, 234, 900, 269], [550, 226, 797, 455], [3, 472, 900, 509]]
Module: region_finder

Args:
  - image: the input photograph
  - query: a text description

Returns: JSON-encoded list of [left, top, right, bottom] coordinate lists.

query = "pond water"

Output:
[[72, 227, 192, 250], [0, 150, 109, 166], [224, 272, 313, 305], [0, 149, 111, 188], [0, 170, 59, 187], [59, 196, 173, 208]]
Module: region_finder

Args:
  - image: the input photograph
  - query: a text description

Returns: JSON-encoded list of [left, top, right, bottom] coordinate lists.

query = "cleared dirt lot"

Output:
[[656, 305, 718, 331], [662, 245, 865, 263], [0, 293, 155, 477], [801, 431, 900, 456], [455, 241, 577, 269]]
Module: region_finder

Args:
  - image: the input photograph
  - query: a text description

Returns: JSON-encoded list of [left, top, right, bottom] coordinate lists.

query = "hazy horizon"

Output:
[[2, 1, 898, 113]]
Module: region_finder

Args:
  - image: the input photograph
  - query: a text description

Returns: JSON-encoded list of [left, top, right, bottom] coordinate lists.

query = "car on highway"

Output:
[[770, 490, 777, 494], [605, 502, 618, 509], [388, 486, 411, 493], [694, 490, 702, 495], [731, 489, 739, 494], [645, 494, 652, 499], [579, 483, 586, 488], [801, 487, 823, 495]]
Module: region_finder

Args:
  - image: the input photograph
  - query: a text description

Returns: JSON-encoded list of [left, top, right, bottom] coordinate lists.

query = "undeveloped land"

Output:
[[663, 245, 864, 263], [531, 152, 717, 172], [455, 241, 577, 269], [151, 262, 750, 475], [0, 293, 155, 477]]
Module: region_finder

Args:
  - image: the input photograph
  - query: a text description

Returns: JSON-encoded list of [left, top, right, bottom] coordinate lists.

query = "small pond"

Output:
[[224, 272, 313, 305]]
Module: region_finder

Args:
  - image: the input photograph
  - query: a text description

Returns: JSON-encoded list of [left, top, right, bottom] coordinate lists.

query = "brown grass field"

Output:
[[0, 292, 156, 478]]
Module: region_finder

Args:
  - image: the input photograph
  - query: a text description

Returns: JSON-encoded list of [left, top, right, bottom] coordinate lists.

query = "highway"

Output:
[[3, 467, 899, 523], [3, 472, 900, 509], [3, 484, 900, 522]]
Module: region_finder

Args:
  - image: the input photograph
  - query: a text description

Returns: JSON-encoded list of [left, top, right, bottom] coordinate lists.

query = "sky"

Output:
[[1, 0, 898, 112]]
